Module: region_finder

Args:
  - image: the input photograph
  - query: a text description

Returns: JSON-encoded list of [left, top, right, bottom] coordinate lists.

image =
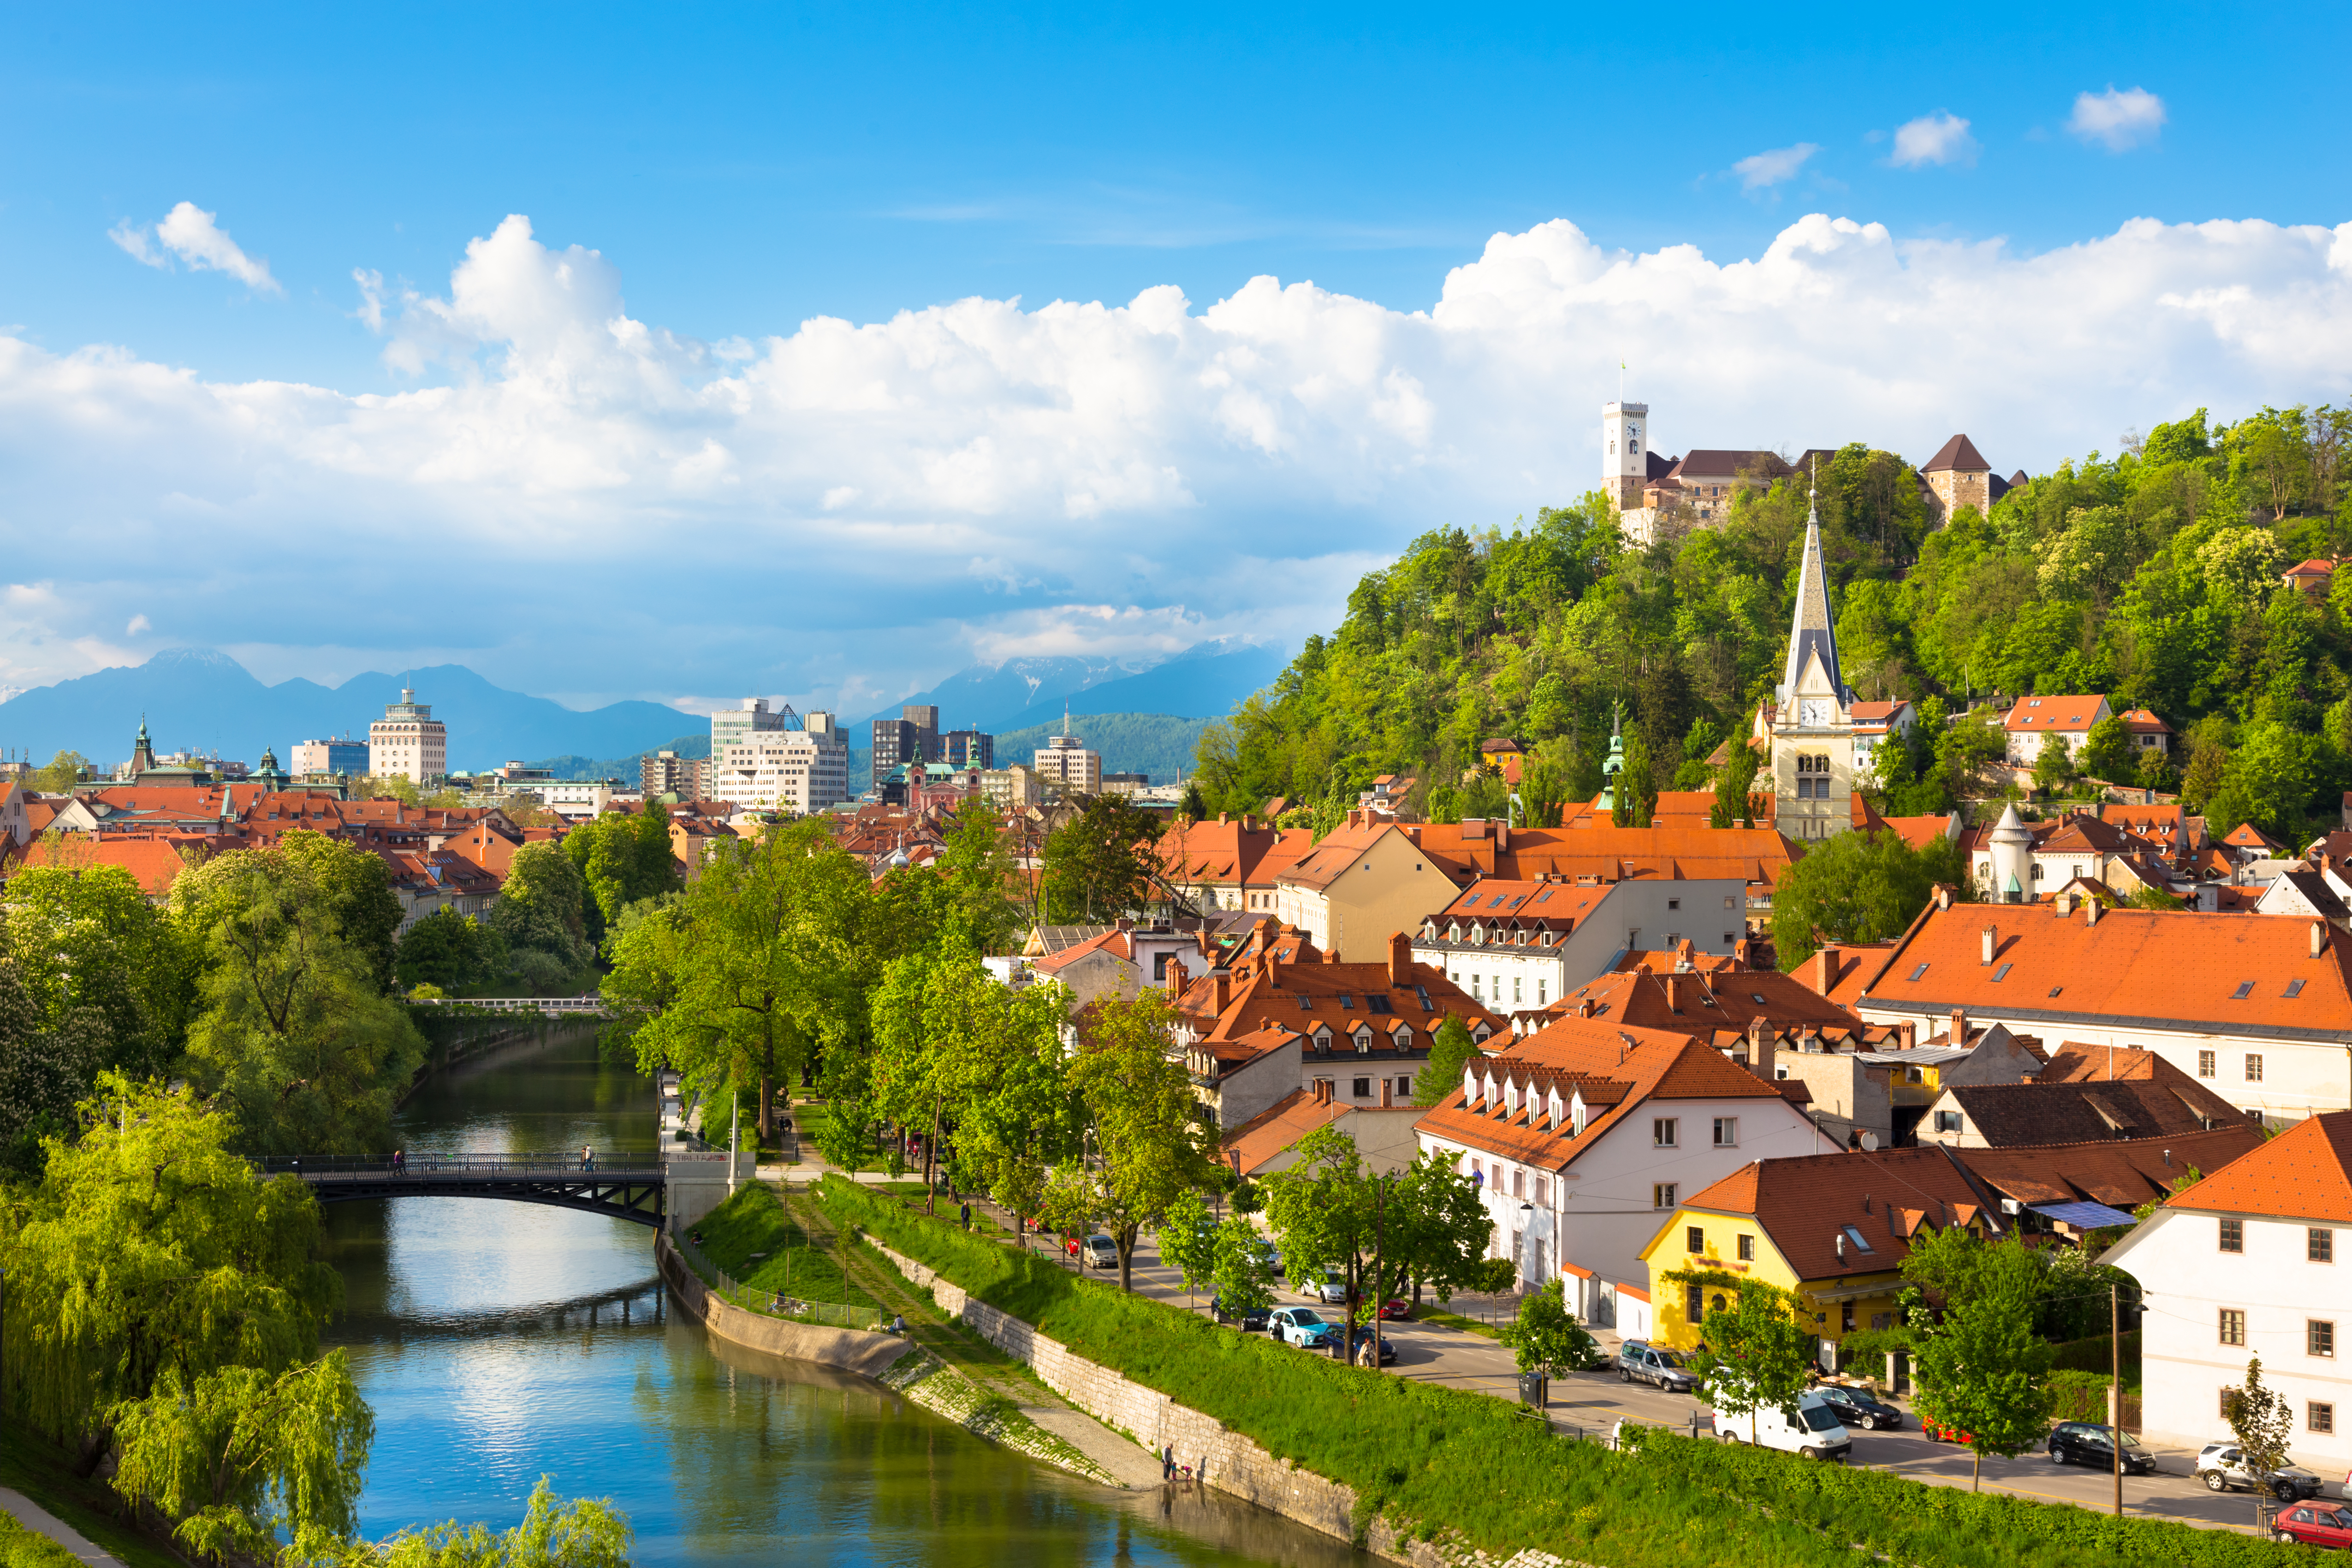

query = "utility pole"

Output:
[[2111, 1281, 2123, 1517], [1372, 1178, 1387, 1373], [731, 1098, 740, 1196]]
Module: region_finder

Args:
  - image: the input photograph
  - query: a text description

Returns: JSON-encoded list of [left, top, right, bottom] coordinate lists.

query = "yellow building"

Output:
[[1637, 1146, 1994, 1356]]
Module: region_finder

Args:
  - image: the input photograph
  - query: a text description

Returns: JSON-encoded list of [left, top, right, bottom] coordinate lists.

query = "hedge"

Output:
[[818, 1176, 2302, 1568], [0, 1513, 80, 1568]]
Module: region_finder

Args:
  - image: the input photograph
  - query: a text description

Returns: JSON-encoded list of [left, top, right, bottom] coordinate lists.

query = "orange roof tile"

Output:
[[2164, 1111, 2352, 1224]]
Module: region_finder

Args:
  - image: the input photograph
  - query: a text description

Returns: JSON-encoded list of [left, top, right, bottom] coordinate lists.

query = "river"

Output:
[[319, 1025, 1361, 1567]]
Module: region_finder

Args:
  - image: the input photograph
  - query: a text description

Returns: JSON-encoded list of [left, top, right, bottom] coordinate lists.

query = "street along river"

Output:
[[319, 1024, 1361, 1567]]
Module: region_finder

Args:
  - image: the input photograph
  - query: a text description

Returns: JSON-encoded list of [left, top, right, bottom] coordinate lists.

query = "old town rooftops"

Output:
[[2162, 1110, 2352, 1224], [1175, 931, 1501, 1050], [1673, 1146, 1995, 1280], [1829, 897, 2352, 1042]]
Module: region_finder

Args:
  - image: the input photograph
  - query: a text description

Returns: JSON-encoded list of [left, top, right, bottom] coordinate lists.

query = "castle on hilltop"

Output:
[[1601, 401, 2022, 545]]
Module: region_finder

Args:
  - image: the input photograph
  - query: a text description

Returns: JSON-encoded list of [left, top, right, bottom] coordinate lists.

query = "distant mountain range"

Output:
[[0, 638, 1288, 784], [867, 639, 1284, 732], [0, 649, 703, 774]]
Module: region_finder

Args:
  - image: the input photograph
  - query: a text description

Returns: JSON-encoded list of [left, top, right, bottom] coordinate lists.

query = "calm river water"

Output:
[[320, 1026, 1360, 1568]]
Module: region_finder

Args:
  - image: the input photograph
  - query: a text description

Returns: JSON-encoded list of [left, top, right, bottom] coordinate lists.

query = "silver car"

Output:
[[1304, 1265, 1350, 1304], [2197, 1443, 2323, 1501]]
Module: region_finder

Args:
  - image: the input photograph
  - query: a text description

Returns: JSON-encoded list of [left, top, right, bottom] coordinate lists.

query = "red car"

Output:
[[1923, 1420, 1977, 1446], [2275, 1502, 2352, 1550], [1376, 1299, 1413, 1321]]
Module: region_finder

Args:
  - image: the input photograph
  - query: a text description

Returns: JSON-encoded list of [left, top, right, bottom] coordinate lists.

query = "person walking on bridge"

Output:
[[581, 1144, 594, 1172]]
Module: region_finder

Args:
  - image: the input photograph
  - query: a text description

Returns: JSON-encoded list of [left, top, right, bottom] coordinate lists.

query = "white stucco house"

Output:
[[2099, 1113, 2352, 1474]]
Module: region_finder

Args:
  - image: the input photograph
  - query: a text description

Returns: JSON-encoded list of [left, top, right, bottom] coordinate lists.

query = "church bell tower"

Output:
[[1770, 486, 1858, 842]]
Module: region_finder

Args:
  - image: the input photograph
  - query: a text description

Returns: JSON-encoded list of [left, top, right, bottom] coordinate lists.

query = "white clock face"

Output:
[[1800, 699, 1831, 725]]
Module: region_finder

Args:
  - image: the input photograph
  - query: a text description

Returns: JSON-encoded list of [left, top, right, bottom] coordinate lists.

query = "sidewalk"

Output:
[[0, 1488, 126, 1568]]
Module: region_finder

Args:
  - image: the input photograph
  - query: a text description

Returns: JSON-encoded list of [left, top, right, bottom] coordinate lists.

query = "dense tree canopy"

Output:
[[1193, 406, 2352, 845]]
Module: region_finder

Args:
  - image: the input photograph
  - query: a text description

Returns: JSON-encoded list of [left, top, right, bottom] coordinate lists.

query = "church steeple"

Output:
[[1776, 478, 1852, 709], [130, 714, 157, 778]]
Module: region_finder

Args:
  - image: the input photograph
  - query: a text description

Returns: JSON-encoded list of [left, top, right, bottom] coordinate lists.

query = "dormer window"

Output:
[[1353, 1026, 1373, 1053]]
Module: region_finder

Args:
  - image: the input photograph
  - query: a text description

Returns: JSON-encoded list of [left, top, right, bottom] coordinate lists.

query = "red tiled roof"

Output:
[[2164, 1111, 2352, 1224], [1922, 433, 1991, 474], [1222, 1089, 1354, 1175], [2003, 695, 2108, 733]]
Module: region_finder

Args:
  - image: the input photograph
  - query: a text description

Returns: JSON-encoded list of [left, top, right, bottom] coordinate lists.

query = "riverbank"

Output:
[[818, 1176, 2302, 1568]]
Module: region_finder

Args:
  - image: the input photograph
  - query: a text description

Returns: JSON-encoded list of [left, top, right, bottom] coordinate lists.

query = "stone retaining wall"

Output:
[[656, 1231, 915, 1377], [861, 1236, 1491, 1566]]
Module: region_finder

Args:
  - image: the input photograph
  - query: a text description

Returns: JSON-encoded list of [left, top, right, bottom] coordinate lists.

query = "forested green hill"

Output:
[[1194, 407, 2352, 842]]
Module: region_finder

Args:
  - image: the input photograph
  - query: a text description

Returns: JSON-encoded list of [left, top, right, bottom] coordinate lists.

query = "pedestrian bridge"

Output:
[[408, 995, 618, 1017], [255, 1151, 732, 1228]]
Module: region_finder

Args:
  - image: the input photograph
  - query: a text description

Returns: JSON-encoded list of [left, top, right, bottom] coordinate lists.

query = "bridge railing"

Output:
[[405, 995, 621, 1015], [671, 1230, 883, 1333], [255, 1152, 667, 1177]]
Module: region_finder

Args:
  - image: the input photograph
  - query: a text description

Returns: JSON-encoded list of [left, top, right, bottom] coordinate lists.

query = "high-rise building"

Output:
[[713, 697, 794, 754], [368, 688, 448, 784], [641, 750, 708, 800], [871, 704, 941, 775], [1033, 708, 1101, 795], [937, 728, 993, 769], [710, 720, 849, 816], [292, 738, 368, 776]]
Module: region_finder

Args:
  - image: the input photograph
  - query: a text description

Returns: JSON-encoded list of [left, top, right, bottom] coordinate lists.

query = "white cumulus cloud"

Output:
[[109, 202, 284, 296], [2069, 86, 2167, 152], [1890, 112, 1978, 168], [1732, 143, 1820, 190], [6, 209, 2352, 707]]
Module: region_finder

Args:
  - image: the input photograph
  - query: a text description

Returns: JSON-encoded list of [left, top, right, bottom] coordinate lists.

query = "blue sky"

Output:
[[1, 2, 2348, 715]]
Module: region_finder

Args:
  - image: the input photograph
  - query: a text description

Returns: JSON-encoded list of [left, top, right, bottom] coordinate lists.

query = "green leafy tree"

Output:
[[490, 840, 596, 990], [0, 1075, 343, 1471], [0, 954, 109, 1174], [172, 843, 428, 1155], [1041, 992, 1214, 1290], [0, 861, 193, 1084], [394, 909, 506, 993], [1709, 732, 1760, 828], [1772, 829, 1962, 971], [279, 830, 405, 996], [290, 1477, 630, 1568], [1259, 1124, 1391, 1360], [1414, 1016, 1481, 1108], [2031, 731, 2076, 794], [1613, 727, 1656, 826], [2079, 717, 2135, 784], [565, 806, 682, 946], [1159, 1188, 1219, 1308], [29, 749, 91, 791], [603, 819, 870, 1145], [1498, 1278, 1598, 1390], [1384, 1144, 1497, 1306], [1041, 795, 1167, 922], [1681, 1277, 1815, 1421], [2227, 1354, 2297, 1524], [1904, 1233, 2059, 1491], [1208, 1216, 1277, 1324], [111, 1354, 374, 1563]]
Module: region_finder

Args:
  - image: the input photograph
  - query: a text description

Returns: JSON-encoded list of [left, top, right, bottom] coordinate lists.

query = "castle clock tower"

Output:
[[1770, 489, 1859, 842], [1603, 401, 1648, 509]]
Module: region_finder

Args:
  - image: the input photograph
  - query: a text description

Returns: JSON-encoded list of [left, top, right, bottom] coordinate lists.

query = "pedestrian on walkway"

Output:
[[582, 1144, 594, 1172], [1162, 1444, 1175, 1479], [891, 1313, 906, 1336], [959, 1201, 971, 1229]]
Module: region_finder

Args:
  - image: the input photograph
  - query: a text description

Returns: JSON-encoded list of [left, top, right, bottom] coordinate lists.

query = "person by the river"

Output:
[[891, 1313, 906, 1336]]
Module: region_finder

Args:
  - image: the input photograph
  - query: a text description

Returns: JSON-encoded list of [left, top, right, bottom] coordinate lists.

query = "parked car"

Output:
[[1303, 1266, 1353, 1305], [1208, 1294, 1269, 1331], [2197, 1443, 2325, 1501], [1616, 1341, 1699, 1394], [1812, 1384, 1904, 1431], [2047, 1422, 2156, 1475], [1082, 1235, 1119, 1270], [1268, 1307, 1339, 1349], [2274, 1502, 2352, 1550], [1714, 1395, 1851, 1462], [1376, 1298, 1413, 1321], [1923, 1420, 1976, 1446], [1351, 1334, 1400, 1367]]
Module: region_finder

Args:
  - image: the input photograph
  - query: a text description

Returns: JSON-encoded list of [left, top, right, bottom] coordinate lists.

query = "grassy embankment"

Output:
[[683, 1183, 882, 1313], [0, 1425, 183, 1568], [818, 1175, 2298, 1568]]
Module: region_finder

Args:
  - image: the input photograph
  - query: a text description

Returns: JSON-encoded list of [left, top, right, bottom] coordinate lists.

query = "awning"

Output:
[[2031, 1200, 2139, 1231]]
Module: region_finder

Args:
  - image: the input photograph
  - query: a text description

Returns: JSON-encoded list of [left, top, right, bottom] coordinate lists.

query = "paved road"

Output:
[[1076, 1227, 2312, 1538]]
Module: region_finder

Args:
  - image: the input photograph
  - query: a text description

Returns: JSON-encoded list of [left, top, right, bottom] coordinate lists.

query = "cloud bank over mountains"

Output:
[[5, 208, 2351, 711]]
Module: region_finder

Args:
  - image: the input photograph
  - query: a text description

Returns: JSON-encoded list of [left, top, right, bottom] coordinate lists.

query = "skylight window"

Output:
[[1414, 986, 1433, 1011], [1337, 994, 1354, 1010], [1842, 1225, 1877, 1253], [2286, 978, 2307, 998], [1296, 994, 1314, 1011], [1366, 996, 1393, 1015], [1535, 891, 1552, 903], [1750, 993, 1767, 1004], [1487, 896, 1506, 909], [2048, 986, 2063, 998], [2232, 981, 2255, 1000], [1907, 963, 1929, 982], [1992, 963, 2012, 983]]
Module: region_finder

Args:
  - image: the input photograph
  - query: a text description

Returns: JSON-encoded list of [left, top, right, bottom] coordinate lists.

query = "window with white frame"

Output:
[[1713, 1117, 1738, 1146], [1653, 1118, 1678, 1148]]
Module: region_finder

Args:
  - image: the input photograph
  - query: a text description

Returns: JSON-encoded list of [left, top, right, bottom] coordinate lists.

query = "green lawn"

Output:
[[817, 1174, 2298, 1568], [687, 1183, 879, 1312]]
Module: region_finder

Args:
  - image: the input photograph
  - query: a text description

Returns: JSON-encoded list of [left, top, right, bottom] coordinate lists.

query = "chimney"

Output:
[[1167, 959, 1188, 994], [2084, 897, 2102, 927], [1388, 930, 1411, 988], [1950, 1006, 1968, 1045], [1117, 915, 1134, 933], [2054, 890, 2073, 917], [1494, 820, 1509, 853], [1981, 925, 1998, 966], [1663, 973, 1681, 1013], [1812, 944, 1841, 996], [2314, 920, 2328, 960], [1213, 974, 1229, 1014], [1748, 1018, 1775, 1081], [1899, 1021, 1917, 1051], [1218, 812, 1229, 824], [1242, 814, 1257, 832], [1936, 884, 1953, 910]]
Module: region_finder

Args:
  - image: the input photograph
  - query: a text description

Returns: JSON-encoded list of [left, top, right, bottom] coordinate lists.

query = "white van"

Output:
[[1713, 1394, 1853, 1461]]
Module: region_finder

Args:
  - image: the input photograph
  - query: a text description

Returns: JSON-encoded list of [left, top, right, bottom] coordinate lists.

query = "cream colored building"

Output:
[[368, 688, 447, 785], [1771, 496, 1858, 843], [709, 727, 849, 816], [1033, 719, 1102, 795], [1272, 818, 1458, 962], [981, 763, 1044, 811]]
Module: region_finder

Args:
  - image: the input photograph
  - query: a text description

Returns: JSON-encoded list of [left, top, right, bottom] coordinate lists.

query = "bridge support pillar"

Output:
[[665, 1153, 755, 1233]]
